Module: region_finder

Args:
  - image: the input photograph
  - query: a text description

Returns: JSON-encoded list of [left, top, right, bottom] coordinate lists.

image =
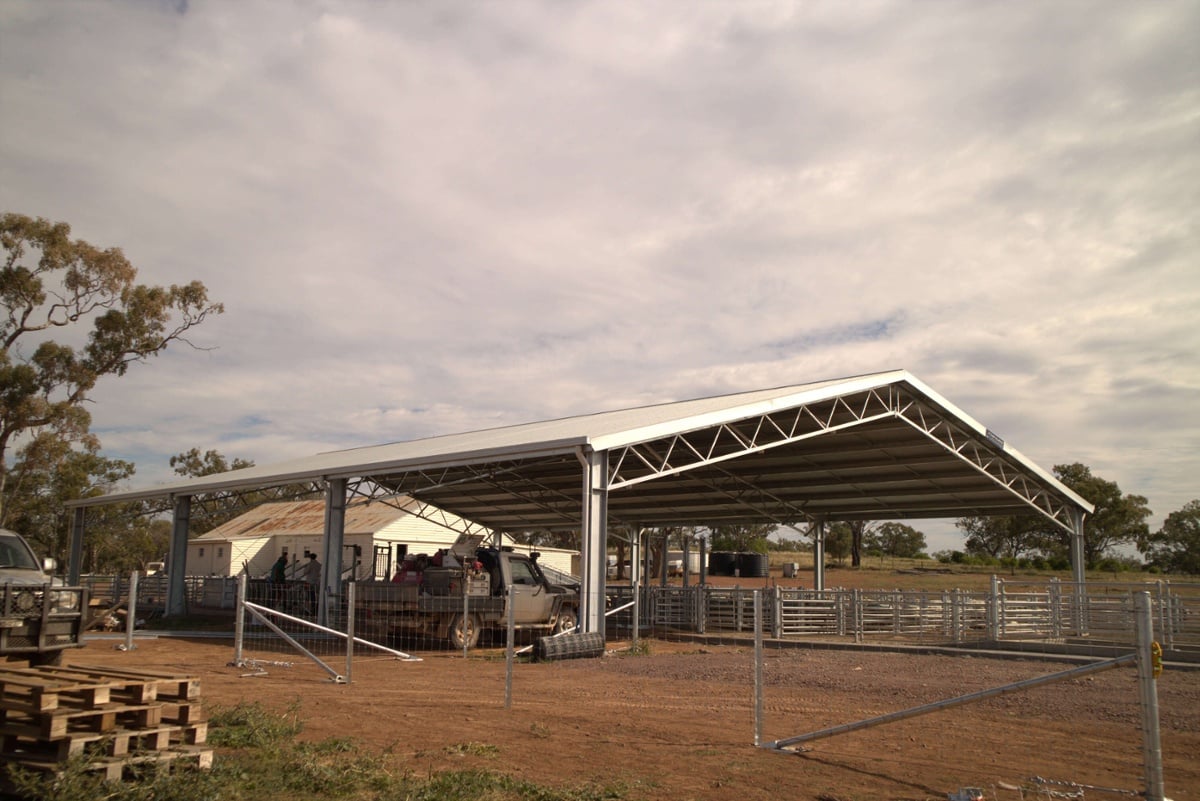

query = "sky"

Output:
[[1, 1, 1197, 554]]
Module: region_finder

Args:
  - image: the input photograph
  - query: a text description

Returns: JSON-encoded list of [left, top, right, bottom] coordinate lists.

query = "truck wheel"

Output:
[[554, 607, 578, 635], [447, 613, 480, 650]]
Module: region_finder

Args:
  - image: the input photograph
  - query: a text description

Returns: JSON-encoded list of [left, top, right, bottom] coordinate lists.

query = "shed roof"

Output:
[[75, 370, 1091, 533]]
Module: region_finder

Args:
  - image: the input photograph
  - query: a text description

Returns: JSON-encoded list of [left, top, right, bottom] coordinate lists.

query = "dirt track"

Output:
[[69, 635, 1199, 801]]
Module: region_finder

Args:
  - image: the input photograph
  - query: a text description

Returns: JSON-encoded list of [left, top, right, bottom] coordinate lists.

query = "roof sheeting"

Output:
[[74, 370, 1092, 532]]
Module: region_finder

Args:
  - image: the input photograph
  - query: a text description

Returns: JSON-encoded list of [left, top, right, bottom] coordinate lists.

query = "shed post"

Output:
[[321, 478, 347, 627], [812, 519, 826, 592], [579, 447, 609, 636], [1069, 507, 1087, 634], [630, 526, 641, 644], [166, 495, 191, 616]]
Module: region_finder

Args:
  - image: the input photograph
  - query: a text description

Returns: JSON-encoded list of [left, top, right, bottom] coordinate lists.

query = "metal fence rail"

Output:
[[610, 579, 1200, 657]]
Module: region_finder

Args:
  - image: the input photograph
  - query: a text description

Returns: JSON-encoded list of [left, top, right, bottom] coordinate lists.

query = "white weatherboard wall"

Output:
[[183, 499, 579, 580]]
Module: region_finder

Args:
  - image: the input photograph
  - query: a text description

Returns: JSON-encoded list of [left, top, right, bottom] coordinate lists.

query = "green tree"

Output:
[[1140, 500, 1200, 575], [170, 447, 254, 478], [1, 212, 223, 519], [824, 522, 852, 566], [864, 522, 926, 559], [957, 515, 1041, 560], [708, 524, 773, 554], [1047, 463, 1152, 568]]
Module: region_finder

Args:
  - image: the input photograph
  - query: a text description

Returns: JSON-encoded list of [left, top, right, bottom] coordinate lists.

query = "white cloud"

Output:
[[1, 0, 1196, 550]]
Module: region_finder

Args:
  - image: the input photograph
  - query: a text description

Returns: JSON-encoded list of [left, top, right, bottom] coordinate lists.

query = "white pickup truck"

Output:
[[0, 528, 87, 666]]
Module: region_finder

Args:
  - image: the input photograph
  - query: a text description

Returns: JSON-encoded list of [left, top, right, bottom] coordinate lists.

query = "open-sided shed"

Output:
[[66, 370, 1092, 631]]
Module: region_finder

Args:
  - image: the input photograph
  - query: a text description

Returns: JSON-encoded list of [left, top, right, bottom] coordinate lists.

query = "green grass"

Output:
[[7, 701, 635, 801]]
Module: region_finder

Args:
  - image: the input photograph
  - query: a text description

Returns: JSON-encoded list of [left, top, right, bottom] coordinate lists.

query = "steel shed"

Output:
[[66, 369, 1093, 632]]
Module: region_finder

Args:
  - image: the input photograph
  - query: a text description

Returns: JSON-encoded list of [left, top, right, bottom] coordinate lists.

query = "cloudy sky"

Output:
[[2, 1, 1197, 552]]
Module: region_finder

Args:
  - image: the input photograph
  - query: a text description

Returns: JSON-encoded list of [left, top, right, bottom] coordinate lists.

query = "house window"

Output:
[[198, 547, 205, 557], [217, 547, 224, 558]]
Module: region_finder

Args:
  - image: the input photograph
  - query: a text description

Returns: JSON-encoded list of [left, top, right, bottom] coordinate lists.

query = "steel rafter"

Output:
[[608, 388, 896, 491], [177, 481, 326, 519], [892, 392, 1076, 533]]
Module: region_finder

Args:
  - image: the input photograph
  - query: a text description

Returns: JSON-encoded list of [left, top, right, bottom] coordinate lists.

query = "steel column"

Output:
[[579, 448, 609, 636], [812, 520, 826, 592], [166, 496, 191, 616], [321, 478, 347, 627], [630, 527, 641, 645]]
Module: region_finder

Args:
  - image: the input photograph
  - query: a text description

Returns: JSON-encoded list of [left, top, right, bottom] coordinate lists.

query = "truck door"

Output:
[[507, 556, 554, 624]]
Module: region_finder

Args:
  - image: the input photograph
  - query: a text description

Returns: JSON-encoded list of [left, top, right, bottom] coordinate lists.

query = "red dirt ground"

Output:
[[66, 635, 1199, 801]]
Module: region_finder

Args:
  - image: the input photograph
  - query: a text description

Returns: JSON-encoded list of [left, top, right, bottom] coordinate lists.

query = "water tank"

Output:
[[736, 552, 770, 578], [707, 551, 737, 577]]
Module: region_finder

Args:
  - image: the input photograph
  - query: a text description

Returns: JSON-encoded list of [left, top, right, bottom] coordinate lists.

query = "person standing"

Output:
[[304, 553, 322, 615], [269, 553, 288, 608]]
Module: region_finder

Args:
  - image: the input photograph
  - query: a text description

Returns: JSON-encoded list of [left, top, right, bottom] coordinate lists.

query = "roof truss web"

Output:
[[344, 383, 1082, 536]]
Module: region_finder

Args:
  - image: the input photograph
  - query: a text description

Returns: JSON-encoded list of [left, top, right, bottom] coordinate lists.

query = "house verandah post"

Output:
[[579, 448, 609, 637]]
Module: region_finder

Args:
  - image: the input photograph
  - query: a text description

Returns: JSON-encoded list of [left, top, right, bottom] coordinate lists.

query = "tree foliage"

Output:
[[0, 212, 223, 519], [957, 515, 1041, 560], [1049, 463, 1151, 567], [824, 522, 853, 566], [864, 522, 927, 559], [708, 524, 773, 554], [954, 463, 1152, 569], [1140, 500, 1200, 575]]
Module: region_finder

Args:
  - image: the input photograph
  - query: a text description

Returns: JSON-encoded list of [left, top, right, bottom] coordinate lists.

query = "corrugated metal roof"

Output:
[[192, 499, 412, 540], [73, 369, 1092, 530]]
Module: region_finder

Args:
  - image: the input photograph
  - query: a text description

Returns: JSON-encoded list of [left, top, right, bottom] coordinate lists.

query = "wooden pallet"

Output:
[[0, 744, 213, 781], [0, 665, 209, 781]]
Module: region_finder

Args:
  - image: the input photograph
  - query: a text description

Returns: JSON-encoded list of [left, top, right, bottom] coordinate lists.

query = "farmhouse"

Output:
[[186, 499, 577, 580]]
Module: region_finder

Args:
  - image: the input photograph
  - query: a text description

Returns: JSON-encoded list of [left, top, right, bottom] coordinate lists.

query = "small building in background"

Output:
[[186, 498, 576, 580]]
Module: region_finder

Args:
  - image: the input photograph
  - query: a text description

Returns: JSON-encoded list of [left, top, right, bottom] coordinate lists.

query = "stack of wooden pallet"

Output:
[[0, 663, 211, 782]]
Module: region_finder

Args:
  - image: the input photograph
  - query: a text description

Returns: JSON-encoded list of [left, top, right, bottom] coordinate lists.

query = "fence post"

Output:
[[344, 581, 355, 684], [696, 585, 706, 634], [772, 582, 782, 637], [233, 573, 246, 666], [852, 588, 862, 643], [119, 571, 139, 652], [989, 575, 1001, 641], [753, 589, 764, 748], [1135, 592, 1165, 800], [505, 583, 515, 709]]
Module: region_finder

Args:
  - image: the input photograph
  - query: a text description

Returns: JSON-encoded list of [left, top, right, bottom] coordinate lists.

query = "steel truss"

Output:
[[892, 390, 1078, 533], [606, 384, 1076, 533], [608, 386, 898, 492], [344, 477, 496, 538]]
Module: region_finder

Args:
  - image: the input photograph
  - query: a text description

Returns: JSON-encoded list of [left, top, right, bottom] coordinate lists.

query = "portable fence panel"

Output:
[[704, 588, 758, 632], [997, 590, 1057, 640], [651, 587, 692, 629], [776, 589, 841, 636]]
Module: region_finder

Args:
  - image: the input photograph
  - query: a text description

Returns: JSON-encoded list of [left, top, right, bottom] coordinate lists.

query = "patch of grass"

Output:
[[529, 722, 551, 739], [206, 699, 303, 749], [443, 741, 500, 758], [620, 639, 651, 657], [8, 731, 629, 801]]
